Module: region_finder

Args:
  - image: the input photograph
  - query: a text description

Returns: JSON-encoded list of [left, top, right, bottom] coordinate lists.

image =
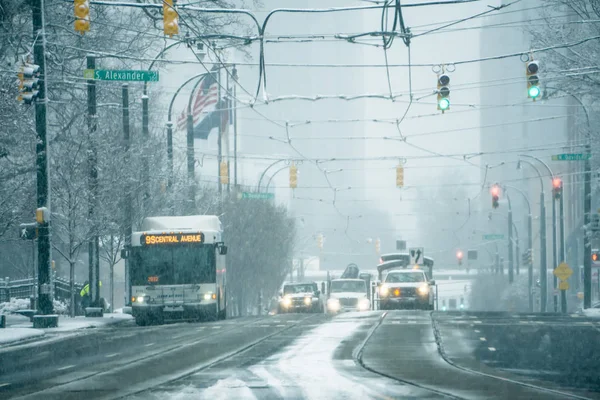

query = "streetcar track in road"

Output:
[[6, 316, 281, 399], [353, 312, 466, 400], [431, 317, 595, 400], [56, 365, 75, 371], [112, 314, 319, 400], [0, 383, 10, 388]]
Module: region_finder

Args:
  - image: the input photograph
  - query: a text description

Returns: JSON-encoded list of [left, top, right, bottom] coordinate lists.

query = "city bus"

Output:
[[126, 215, 227, 326]]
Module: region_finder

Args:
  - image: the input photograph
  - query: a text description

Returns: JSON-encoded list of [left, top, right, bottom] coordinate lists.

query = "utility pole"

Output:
[[141, 93, 150, 212], [186, 98, 195, 213], [31, 0, 55, 323], [122, 84, 132, 308], [87, 55, 100, 312], [232, 66, 238, 190], [583, 143, 592, 309], [552, 198, 558, 312], [540, 191, 548, 312]]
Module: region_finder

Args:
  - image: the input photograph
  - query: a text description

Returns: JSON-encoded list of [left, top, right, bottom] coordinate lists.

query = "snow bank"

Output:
[[0, 328, 45, 345], [0, 298, 31, 314], [583, 308, 600, 318], [148, 381, 255, 400]]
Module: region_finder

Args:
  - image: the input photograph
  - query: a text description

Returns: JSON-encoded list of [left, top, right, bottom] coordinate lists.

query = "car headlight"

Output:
[[379, 285, 389, 297], [417, 285, 429, 295], [281, 297, 292, 307], [358, 298, 370, 311]]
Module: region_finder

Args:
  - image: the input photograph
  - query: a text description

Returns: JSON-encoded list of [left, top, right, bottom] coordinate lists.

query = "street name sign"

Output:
[[84, 69, 159, 82], [482, 234, 504, 240], [241, 192, 274, 200], [553, 262, 573, 281], [551, 153, 591, 161]]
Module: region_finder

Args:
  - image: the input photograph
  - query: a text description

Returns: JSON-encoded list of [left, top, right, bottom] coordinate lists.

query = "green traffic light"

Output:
[[528, 85, 540, 99], [438, 98, 450, 110]]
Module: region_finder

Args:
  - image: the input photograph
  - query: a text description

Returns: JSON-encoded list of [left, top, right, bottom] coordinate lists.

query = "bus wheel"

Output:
[[218, 308, 227, 320]]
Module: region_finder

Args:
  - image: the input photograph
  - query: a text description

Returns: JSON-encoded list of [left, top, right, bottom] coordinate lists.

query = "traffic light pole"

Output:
[[528, 213, 533, 312], [142, 94, 150, 212], [540, 192, 548, 312], [32, 0, 54, 319], [552, 199, 558, 312], [583, 143, 592, 309], [122, 84, 132, 308], [87, 55, 101, 312], [559, 191, 567, 313], [507, 196, 514, 284]]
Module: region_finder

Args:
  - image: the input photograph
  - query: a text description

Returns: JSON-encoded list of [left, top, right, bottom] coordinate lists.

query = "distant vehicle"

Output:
[[278, 282, 323, 314], [378, 270, 435, 310], [125, 215, 228, 326], [326, 279, 371, 314]]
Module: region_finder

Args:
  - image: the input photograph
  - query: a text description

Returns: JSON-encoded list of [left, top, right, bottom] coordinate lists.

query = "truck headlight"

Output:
[[327, 298, 340, 311], [304, 297, 312, 305], [417, 285, 429, 296], [281, 296, 292, 307], [379, 285, 389, 297], [358, 298, 370, 311]]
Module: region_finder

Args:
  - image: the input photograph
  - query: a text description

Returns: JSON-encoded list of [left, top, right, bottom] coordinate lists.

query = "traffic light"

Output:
[[317, 233, 323, 250], [456, 250, 463, 265], [74, 0, 90, 33], [18, 63, 40, 105], [491, 184, 500, 209], [396, 165, 404, 188], [163, 0, 179, 37], [437, 73, 450, 112], [522, 248, 533, 265], [289, 164, 298, 188], [375, 238, 381, 254], [552, 177, 562, 200], [592, 250, 599, 263], [219, 161, 228, 185], [526, 60, 540, 100]]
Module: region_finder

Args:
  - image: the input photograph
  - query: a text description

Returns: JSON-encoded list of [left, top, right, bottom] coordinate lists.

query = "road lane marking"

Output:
[[473, 320, 482, 324], [105, 353, 120, 358], [57, 365, 75, 371], [258, 324, 270, 327], [212, 326, 221, 329], [479, 337, 487, 341], [474, 329, 480, 333], [391, 321, 401, 324], [276, 324, 285, 327], [0, 383, 10, 388], [488, 347, 496, 351], [145, 342, 155, 347]]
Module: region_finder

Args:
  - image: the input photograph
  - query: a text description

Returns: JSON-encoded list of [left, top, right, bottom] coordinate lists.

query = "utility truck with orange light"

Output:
[[125, 215, 227, 326], [376, 253, 435, 310]]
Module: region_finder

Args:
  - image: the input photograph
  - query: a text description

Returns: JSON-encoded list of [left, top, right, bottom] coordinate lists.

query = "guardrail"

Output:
[[0, 275, 83, 304]]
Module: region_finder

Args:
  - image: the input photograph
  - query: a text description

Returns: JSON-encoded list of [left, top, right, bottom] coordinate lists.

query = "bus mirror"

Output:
[[219, 245, 228, 255]]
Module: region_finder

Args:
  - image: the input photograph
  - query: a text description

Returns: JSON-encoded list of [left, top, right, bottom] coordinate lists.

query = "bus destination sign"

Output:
[[141, 233, 204, 246]]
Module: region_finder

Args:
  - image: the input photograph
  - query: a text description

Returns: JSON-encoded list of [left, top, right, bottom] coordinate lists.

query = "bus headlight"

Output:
[[417, 285, 429, 296], [203, 293, 211, 301], [136, 295, 148, 303], [379, 285, 389, 297], [358, 298, 370, 311]]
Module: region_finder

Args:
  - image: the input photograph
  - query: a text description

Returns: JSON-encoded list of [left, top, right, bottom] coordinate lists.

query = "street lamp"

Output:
[[520, 154, 559, 312]]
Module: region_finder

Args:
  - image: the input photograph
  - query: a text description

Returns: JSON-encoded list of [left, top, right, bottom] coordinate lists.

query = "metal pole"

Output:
[[142, 94, 149, 211], [217, 67, 223, 196], [122, 84, 132, 307], [559, 191, 567, 313], [552, 199, 558, 312], [528, 213, 533, 312], [32, 0, 53, 316], [226, 72, 231, 194], [540, 192, 547, 312], [87, 55, 100, 310], [508, 209, 514, 283], [233, 66, 238, 189], [583, 143, 592, 308], [495, 252, 499, 274]]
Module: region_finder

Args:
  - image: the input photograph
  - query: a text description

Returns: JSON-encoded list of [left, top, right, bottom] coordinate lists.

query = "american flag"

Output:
[[175, 69, 219, 131]]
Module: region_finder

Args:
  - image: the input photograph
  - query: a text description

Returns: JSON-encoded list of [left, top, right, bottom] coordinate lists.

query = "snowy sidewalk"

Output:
[[0, 312, 133, 347]]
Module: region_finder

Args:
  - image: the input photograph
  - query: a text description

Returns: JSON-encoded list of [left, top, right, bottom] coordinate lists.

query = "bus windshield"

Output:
[[130, 245, 216, 286]]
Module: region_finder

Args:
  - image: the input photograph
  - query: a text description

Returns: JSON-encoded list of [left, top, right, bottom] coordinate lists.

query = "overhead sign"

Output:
[[553, 262, 573, 281], [84, 69, 159, 82], [240, 192, 274, 200], [482, 234, 504, 241], [551, 153, 591, 161], [558, 281, 569, 290], [409, 247, 424, 265], [141, 233, 204, 246]]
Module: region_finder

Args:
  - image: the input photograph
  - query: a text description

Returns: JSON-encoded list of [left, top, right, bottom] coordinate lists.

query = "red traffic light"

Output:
[[456, 250, 463, 259], [552, 177, 562, 188], [490, 185, 500, 196]]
